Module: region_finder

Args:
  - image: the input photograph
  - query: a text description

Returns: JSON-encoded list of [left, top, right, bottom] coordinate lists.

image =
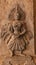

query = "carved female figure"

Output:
[[0, 4, 33, 56], [8, 21, 28, 56]]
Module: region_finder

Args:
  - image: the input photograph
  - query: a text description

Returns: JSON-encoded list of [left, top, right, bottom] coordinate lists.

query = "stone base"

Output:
[[2, 55, 35, 65]]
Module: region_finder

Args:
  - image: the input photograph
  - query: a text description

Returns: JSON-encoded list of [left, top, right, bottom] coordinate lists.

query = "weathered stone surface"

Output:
[[0, 0, 35, 65], [2, 55, 35, 65]]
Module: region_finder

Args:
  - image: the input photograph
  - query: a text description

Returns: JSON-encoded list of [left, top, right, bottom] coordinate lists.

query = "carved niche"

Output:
[[0, 3, 35, 65]]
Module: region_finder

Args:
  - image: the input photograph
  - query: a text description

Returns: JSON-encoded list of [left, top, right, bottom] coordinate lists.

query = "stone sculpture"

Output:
[[0, 3, 35, 65]]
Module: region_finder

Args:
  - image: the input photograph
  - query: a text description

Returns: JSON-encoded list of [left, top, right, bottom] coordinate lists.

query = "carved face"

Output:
[[12, 21, 22, 34]]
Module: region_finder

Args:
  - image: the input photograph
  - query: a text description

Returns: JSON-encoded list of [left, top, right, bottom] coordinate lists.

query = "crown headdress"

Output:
[[8, 4, 26, 21]]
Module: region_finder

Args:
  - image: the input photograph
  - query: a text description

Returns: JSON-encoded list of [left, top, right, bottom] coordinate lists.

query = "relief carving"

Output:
[[0, 4, 33, 56], [0, 3, 34, 65]]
